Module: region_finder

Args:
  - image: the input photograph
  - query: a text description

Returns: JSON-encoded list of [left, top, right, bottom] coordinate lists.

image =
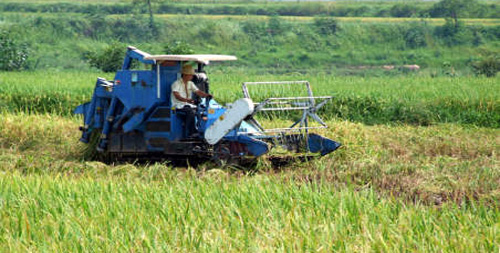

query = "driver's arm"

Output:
[[195, 90, 212, 98], [173, 91, 194, 104]]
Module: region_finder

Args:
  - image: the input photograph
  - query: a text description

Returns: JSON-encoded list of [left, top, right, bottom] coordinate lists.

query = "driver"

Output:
[[171, 64, 212, 138]]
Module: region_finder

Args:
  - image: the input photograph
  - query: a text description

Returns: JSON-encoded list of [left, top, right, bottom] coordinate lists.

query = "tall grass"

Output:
[[0, 71, 113, 115], [0, 170, 498, 251], [1, 112, 498, 205], [213, 73, 499, 126], [2, 71, 497, 127], [154, 14, 500, 26]]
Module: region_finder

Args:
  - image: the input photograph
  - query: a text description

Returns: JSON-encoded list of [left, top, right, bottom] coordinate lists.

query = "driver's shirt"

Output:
[[171, 79, 199, 109]]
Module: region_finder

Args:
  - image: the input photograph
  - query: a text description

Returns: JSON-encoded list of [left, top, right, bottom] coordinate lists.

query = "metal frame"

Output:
[[241, 81, 332, 133]]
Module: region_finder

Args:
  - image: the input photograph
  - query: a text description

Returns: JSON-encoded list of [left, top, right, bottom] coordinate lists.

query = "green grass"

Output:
[[1, 171, 498, 251], [0, 69, 498, 250], [0, 111, 498, 251], [153, 14, 500, 26], [1, 71, 498, 127]]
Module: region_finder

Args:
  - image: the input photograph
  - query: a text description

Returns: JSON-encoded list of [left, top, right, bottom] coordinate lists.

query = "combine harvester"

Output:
[[75, 46, 341, 165]]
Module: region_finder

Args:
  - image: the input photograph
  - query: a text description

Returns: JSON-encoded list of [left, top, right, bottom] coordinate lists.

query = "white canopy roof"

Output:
[[143, 54, 237, 64], [127, 46, 237, 65]]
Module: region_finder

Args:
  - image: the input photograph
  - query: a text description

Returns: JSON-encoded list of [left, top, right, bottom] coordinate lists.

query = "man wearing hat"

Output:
[[171, 64, 212, 138]]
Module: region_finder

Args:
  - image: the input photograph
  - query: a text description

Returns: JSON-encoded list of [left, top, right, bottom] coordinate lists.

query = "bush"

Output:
[[405, 25, 428, 48], [313, 17, 339, 36], [85, 42, 125, 72], [0, 30, 29, 71], [434, 19, 474, 46], [164, 41, 194, 54], [472, 57, 500, 77], [267, 16, 284, 36], [241, 19, 267, 39], [429, 0, 490, 19], [390, 4, 419, 17]]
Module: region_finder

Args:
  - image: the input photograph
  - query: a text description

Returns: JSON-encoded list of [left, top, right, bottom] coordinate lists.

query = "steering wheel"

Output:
[[194, 95, 212, 132], [205, 95, 212, 108], [193, 95, 202, 106]]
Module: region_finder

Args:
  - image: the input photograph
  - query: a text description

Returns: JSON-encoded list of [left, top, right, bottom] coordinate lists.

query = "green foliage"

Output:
[[405, 24, 428, 48], [267, 15, 284, 36], [390, 4, 419, 18], [1, 72, 498, 128], [85, 42, 125, 72], [241, 19, 267, 39], [111, 15, 155, 41], [0, 30, 29, 71], [2, 5, 499, 73], [1, 1, 499, 18], [164, 41, 194, 54], [430, 0, 480, 21], [132, 0, 157, 36], [26, 14, 153, 41], [313, 17, 339, 36], [6, 15, 499, 73], [434, 19, 474, 46], [472, 57, 500, 77]]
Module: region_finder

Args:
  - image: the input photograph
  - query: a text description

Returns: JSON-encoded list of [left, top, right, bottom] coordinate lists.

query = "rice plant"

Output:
[[1, 71, 497, 127], [0, 71, 498, 250]]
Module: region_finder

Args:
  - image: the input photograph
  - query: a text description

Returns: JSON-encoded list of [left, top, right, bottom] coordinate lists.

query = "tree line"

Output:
[[0, 0, 498, 19]]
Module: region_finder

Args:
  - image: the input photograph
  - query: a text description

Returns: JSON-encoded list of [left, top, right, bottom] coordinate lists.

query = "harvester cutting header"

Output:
[[75, 46, 340, 165]]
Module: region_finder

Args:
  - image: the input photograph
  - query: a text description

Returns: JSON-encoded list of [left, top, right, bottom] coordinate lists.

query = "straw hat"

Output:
[[181, 65, 195, 75]]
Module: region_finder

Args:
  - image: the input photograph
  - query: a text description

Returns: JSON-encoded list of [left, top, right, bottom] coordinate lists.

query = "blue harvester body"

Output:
[[75, 46, 340, 163]]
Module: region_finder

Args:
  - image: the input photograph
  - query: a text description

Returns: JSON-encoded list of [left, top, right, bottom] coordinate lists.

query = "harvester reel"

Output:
[[242, 81, 332, 133]]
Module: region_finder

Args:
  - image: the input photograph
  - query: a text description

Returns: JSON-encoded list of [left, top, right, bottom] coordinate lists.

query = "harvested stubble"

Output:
[[0, 112, 498, 206]]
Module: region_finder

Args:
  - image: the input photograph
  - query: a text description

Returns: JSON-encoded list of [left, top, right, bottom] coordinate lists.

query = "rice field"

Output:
[[0, 69, 498, 250], [0, 111, 498, 251], [155, 14, 500, 26], [1, 71, 498, 127], [1, 0, 499, 247], [0, 171, 497, 251]]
